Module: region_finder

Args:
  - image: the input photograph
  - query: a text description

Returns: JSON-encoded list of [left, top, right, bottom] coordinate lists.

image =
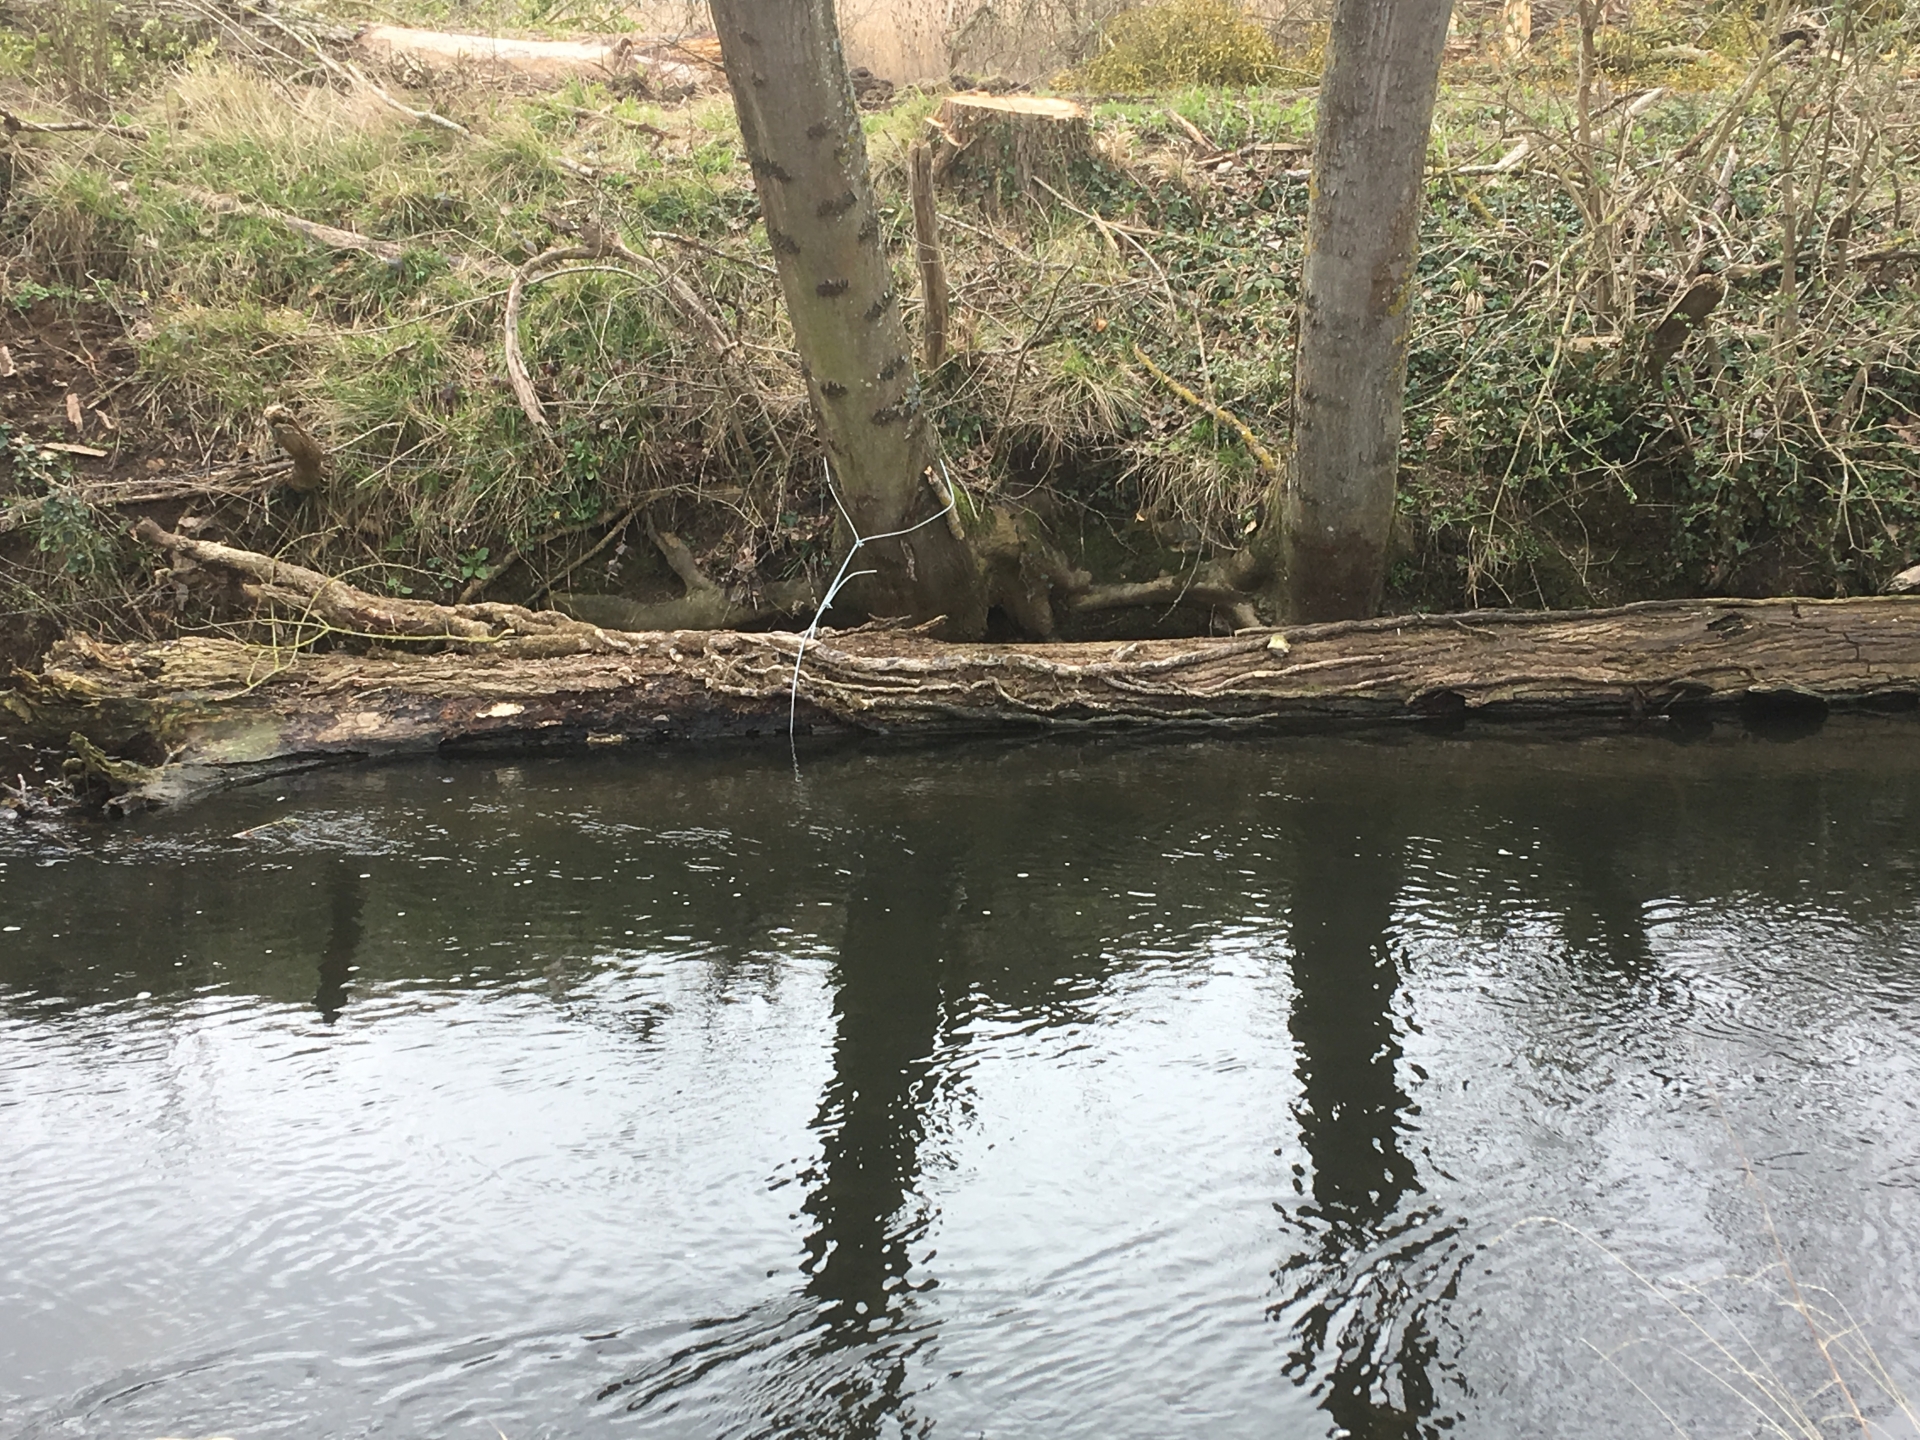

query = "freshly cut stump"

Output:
[[932, 94, 1091, 205]]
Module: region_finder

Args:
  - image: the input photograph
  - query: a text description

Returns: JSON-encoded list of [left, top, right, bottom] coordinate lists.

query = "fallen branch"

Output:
[[557, 103, 664, 134], [647, 230, 776, 275], [504, 241, 603, 431], [1131, 342, 1281, 475], [184, 188, 500, 274], [503, 227, 768, 439], [553, 514, 824, 631], [15, 593, 1920, 811], [2, 110, 148, 141], [1166, 109, 1213, 150], [456, 502, 650, 603], [0, 463, 291, 536], [528, 503, 645, 602], [1451, 137, 1531, 176], [131, 519, 641, 656], [1069, 573, 1260, 630], [344, 58, 471, 138]]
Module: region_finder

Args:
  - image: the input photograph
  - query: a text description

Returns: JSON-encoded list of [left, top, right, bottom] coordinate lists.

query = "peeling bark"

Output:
[[11, 598, 1920, 811]]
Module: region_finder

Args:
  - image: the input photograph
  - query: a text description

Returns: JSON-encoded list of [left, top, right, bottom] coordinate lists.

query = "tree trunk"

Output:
[[16, 598, 1920, 813], [1274, 0, 1453, 622], [708, 0, 985, 636], [908, 141, 950, 370]]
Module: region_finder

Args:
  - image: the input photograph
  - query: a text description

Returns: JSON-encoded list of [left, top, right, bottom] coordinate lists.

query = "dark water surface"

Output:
[[5, 724, 1920, 1439]]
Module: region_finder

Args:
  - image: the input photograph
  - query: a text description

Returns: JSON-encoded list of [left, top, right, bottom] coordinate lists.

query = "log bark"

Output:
[[10, 597, 1920, 812], [1274, 0, 1454, 622], [708, 0, 984, 634]]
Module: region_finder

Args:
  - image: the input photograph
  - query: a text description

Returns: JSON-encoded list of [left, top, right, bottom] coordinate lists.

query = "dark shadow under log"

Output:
[[8, 593, 1920, 811]]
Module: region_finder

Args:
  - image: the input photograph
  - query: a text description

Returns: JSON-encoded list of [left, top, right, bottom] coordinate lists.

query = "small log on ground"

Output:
[[931, 93, 1090, 202], [8, 595, 1920, 812], [353, 26, 721, 90]]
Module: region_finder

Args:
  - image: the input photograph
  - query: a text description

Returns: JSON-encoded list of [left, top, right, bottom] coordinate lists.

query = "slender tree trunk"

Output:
[[908, 141, 950, 371], [1274, 0, 1453, 622], [708, 0, 985, 636]]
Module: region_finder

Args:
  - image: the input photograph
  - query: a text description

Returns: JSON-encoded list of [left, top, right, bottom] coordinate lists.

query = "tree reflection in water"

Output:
[[1271, 791, 1464, 1439], [779, 831, 954, 1438], [314, 860, 363, 1024]]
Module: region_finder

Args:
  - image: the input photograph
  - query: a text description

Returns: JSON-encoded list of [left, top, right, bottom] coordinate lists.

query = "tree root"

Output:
[[552, 515, 823, 631]]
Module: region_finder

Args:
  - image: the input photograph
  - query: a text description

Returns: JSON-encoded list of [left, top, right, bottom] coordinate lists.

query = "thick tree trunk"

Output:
[[13, 598, 1920, 812], [1275, 0, 1453, 622], [708, 0, 985, 635]]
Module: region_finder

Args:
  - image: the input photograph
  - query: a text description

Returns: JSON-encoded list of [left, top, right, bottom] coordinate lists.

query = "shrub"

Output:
[[1076, 0, 1281, 90]]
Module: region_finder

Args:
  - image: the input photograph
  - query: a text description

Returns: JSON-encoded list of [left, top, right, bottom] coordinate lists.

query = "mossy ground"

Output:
[[3, 0, 1918, 647]]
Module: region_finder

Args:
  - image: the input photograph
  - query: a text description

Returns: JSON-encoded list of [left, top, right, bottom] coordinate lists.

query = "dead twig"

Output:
[[1131, 343, 1280, 475], [528, 504, 646, 603], [2, 110, 147, 141]]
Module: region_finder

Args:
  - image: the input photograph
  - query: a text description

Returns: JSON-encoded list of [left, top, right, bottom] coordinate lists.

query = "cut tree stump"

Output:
[[932, 93, 1091, 204], [9, 594, 1920, 812]]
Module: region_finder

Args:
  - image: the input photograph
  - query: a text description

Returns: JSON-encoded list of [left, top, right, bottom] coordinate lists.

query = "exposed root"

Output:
[[552, 515, 823, 631]]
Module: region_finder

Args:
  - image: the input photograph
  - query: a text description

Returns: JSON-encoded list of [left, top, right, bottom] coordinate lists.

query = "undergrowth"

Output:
[[1072, 0, 1297, 90], [2, 0, 1919, 631]]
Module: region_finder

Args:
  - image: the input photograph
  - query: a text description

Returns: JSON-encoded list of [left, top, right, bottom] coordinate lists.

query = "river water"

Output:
[[4, 723, 1920, 1439]]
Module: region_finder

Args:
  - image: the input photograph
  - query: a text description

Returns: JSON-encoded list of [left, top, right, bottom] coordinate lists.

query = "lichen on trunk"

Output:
[[708, 0, 985, 636]]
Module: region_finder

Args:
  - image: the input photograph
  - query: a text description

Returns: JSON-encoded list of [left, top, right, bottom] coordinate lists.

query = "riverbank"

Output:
[[5, 0, 1918, 656]]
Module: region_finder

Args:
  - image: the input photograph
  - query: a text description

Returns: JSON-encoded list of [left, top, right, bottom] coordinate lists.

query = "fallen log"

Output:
[[352, 25, 720, 90], [7, 591, 1920, 812]]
